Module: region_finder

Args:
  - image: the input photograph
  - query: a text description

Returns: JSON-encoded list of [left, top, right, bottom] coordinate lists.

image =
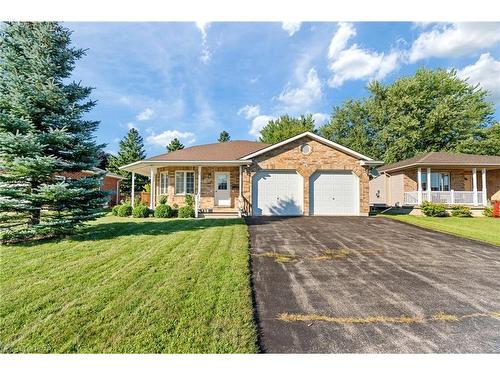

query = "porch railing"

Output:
[[404, 191, 484, 206]]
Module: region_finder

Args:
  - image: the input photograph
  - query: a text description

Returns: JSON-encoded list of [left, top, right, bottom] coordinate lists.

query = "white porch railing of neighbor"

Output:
[[403, 191, 483, 206], [403, 191, 419, 205]]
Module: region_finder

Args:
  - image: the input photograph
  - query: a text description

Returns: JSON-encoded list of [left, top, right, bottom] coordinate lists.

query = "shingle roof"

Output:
[[379, 152, 500, 172], [145, 140, 270, 162]]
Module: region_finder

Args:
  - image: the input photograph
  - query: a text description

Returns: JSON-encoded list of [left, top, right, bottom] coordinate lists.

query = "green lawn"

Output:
[[385, 215, 500, 246], [0, 216, 258, 353]]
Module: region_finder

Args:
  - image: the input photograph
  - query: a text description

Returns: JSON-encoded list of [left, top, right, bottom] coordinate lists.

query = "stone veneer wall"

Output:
[[241, 136, 370, 215], [154, 166, 240, 209]]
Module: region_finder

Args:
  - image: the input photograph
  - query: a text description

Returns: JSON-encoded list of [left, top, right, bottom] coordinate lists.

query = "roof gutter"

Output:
[[119, 160, 252, 170], [379, 162, 500, 173], [360, 160, 384, 167]]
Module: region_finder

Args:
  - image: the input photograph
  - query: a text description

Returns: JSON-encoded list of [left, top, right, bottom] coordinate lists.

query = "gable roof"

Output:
[[144, 140, 269, 162], [240, 131, 375, 161], [379, 152, 500, 173]]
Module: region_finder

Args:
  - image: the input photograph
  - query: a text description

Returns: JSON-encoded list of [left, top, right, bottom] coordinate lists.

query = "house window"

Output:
[[421, 172, 450, 191], [175, 171, 195, 195], [159, 172, 168, 195]]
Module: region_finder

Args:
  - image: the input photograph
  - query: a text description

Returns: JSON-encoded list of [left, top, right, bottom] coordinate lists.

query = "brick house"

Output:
[[119, 132, 382, 218], [369, 152, 500, 214], [60, 168, 124, 207]]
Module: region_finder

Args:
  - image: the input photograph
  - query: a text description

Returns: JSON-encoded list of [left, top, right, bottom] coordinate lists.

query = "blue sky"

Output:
[[66, 22, 500, 157]]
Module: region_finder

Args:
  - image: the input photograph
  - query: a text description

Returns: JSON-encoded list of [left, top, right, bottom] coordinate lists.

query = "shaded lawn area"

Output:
[[0, 216, 257, 353], [384, 215, 500, 246]]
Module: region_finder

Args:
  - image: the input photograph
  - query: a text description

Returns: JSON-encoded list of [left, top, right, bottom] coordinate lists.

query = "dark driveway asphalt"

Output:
[[245, 216, 500, 353]]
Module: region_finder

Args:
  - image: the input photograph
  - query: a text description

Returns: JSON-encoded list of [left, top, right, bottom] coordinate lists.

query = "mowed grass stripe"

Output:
[[0, 216, 257, 353], [0, 219, 194, 342]]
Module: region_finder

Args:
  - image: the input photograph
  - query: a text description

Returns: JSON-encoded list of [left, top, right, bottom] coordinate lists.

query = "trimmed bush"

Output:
[[154, 204, 173, 218], [132, 204, 151, 218], [159, 195, 168, 205], [117, 203, 132, 217], [185, 194, 195, 208], [420, 201, 448, 217], [451, 205, 472, 217], [178, 205, 195, 218], [112, 205, 120, 216], [483, 206, 493, 217]]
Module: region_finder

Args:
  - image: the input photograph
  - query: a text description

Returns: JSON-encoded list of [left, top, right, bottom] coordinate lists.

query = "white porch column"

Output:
[[472, 167, 478, 206], [426, 167, 432, 202], [131, 172, 135, 208], [149, 168, 155, 209], [417, 167, 422, 204], [481, 168, 487, 206], [196, 166, 201, 218], [238, 166, 243, 217]]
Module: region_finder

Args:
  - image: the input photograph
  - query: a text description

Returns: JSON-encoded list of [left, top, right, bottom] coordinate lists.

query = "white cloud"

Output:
[[457, 53, 500, 104], [195, 21, 211, 64], [249, 115, 275, 138], [327, 22, 401, 88], [409, 23, 500, 63], [328, 22, 356, 60], [281, 22, 302, 36], [146, 130, 196, 147], [277, 68, 322, 112], [136, 107, 154, 121], [126, 122, 138, 130], [237, 105, 261, 119], [312, 112, 329, 126]]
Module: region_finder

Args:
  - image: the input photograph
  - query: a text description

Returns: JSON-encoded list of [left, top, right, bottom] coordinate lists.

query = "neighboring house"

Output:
[[369, 152, 500, 213], [119, 132, 382, 217], [59, 168, 124, 207]]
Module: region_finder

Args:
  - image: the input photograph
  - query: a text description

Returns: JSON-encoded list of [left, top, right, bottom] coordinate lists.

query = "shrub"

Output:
[[451, 205, 472, 217], [112, 205, 120, 216], [178, 205, 195, 218], [420, 201, 448, 217], [154, 204, 173, 218], [483, 206, 493, 217], [117, 203, 132, 217], [159, 195, 168, 205], [185, 194, 195, 208], [132, 204, 151, 218]]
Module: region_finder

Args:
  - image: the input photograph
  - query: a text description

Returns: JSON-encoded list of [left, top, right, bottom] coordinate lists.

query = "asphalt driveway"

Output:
[[246, 216, 500, 353]]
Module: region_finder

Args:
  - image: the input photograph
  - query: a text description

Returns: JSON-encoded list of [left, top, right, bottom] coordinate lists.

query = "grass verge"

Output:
[[383, 215, 500, 246]]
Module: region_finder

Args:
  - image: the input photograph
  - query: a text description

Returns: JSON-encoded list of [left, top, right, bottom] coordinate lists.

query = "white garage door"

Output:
[[252, 171, 303, 216], [310, 171, 359, 215]]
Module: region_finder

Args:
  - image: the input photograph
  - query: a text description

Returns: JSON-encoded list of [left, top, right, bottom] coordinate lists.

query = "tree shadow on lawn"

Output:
[[9, 218, 244, 247]]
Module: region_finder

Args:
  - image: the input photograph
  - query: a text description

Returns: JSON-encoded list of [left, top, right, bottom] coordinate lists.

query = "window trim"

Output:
[[159, 172, 169, 195], [175, 170, 195, 195]]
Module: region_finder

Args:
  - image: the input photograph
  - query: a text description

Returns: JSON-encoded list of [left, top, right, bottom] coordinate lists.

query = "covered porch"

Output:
[[124, 161, 250, 218], [403, 167, 491, 206]]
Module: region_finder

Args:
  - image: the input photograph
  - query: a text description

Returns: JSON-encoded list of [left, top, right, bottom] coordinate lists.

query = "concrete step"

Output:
[[199, 211, 240, 219]]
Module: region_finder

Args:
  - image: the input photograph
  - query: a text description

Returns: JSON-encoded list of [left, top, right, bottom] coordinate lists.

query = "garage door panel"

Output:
[[252, 171, 303, 216], [311, 171, 358, 215]]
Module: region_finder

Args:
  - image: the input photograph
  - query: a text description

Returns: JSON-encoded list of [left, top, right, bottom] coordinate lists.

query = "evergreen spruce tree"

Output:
[[0, 22, 108, 242], [218, 130, 230, 142], [108, 128, 148, 194], [166, 138, 184, 152]]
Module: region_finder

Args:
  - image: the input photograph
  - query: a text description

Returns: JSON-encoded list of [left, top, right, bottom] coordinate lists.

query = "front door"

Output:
[[215, 172, 231, 206]]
